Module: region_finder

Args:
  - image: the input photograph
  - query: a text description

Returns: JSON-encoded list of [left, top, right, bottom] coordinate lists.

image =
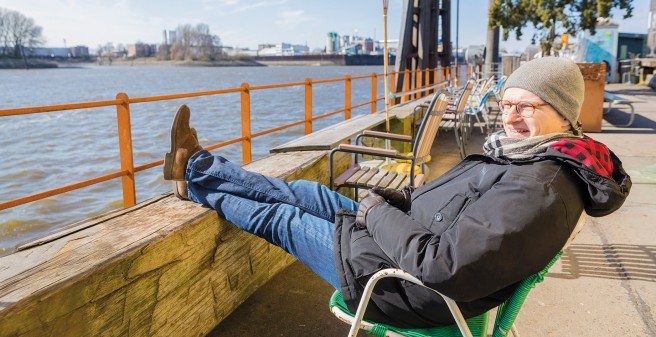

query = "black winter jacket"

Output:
[[333, 146, 631, 328]]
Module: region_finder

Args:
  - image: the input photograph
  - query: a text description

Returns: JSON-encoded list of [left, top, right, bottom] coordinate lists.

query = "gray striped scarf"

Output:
[[483, 130, 581, 160]]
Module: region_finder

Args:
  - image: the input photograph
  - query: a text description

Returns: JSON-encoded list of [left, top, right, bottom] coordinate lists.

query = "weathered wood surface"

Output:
[[0, 150, 352, 337], [270, 100, 424, 153]]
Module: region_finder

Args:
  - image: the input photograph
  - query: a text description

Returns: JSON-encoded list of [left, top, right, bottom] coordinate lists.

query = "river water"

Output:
[[0, 64, 388, 256]]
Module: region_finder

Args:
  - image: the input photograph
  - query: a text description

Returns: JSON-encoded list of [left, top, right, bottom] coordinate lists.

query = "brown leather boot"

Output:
[[171, 181, 189, 200], [163, 104, 203, 182]]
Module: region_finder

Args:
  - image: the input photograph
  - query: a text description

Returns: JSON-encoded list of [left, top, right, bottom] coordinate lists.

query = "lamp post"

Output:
[[455, 0, 459, 86], [382, 0, 390, 133]]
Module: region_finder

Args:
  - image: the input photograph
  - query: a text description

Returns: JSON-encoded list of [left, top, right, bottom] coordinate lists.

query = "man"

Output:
[[163, 57, 631, 328]]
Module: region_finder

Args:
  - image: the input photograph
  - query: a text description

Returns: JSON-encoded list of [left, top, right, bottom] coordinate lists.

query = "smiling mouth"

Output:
[[508, 128, 529, 135]]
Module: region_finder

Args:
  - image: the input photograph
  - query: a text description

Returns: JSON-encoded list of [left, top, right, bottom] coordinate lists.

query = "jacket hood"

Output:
[[542, 136, 631, 217]]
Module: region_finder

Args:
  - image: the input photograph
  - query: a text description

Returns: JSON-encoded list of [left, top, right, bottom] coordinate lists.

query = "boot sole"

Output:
[[171, 181, 188, 200], [163, 105, 188, 181]]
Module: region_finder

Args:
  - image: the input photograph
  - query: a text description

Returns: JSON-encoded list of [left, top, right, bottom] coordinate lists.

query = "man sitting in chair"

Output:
[[163, 57, 631, 328]]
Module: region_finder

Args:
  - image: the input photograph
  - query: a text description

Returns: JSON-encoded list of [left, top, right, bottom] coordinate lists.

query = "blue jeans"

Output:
[[186, 150, 358, 289]]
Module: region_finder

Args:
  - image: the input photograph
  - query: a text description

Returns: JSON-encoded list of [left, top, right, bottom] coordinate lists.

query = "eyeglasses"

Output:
[[497, 100, 549, 118]]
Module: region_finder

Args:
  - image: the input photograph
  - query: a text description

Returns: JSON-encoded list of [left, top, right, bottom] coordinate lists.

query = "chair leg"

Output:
[[510, 324, 520, 337], [453, 120, 466, 159]]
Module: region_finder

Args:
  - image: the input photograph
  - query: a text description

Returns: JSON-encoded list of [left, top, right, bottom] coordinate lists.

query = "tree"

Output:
[[0, 8, 8, 56], [488, 0, 634, 55], [169, 23, 222, 61], [0, 8, 44, 66]]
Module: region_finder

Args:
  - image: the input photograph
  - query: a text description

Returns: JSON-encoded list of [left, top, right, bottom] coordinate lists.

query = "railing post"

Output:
[[448, 66, 453, 85], [391, 71, 397, 106], [415, 69, 421, 99], [402, 70, 410, 103], [344, 75, 352, 120], [240, 82, 252, 164], [115, 92, 136, 207], [371, 72, 377, 113], [304, 78, 313, 134]]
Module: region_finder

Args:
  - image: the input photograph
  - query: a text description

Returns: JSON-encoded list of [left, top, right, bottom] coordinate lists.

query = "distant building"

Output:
[[166, 30, 178, 44], [342, 35, 351, 47], [26, 47, 70, 58], [325, 31, 386, 56], [258, 43, 276, 51], [128, 43, 157, 58], [69, 46, 89, 58], [326, 32, 339, 54], [618, 32, 647, 59], [258, 43, 309, 56], [22, 46, 90, 59], [363, 38, 374, 54], [221, 46, 257, 57], [342, 44, 363, 55]]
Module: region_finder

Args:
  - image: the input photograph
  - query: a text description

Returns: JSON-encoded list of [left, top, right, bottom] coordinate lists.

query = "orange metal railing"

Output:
[[0, 65, 466, 213]]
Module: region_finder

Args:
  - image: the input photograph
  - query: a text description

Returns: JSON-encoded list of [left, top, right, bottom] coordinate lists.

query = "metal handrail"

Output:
[[0, 65, 466, 213]]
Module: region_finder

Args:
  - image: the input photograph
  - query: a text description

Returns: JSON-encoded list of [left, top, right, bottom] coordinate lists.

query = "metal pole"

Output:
[[455, 0, 460, 86], [371, 72, 378, 113], [116, 92, 136, 207], [383, 0, 390, 133], [486, 0, 500, 76], [240, 83, 252, 164], [304, 78, 312, 134]]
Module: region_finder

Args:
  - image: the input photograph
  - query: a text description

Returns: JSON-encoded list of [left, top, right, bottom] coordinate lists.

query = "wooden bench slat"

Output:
[[377, 171, 398, 188], [334, 164, 361, 187], [387, 173, 407, 189], [413, 173, 426, 187], [346, 167, 370, 184], [366, 169, 389, 187], [398, 175, 412, 189], [357, 167, 380, 185]]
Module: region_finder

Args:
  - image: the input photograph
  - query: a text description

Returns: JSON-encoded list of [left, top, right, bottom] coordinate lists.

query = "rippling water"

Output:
[[0, 64, 387, 256]]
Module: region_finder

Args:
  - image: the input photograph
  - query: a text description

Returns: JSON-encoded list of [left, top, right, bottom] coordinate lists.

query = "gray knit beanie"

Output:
[[503, 57, 584, 129]]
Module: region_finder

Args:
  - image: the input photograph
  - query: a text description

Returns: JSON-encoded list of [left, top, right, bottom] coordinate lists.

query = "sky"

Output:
[[0, 0, 650, 53]]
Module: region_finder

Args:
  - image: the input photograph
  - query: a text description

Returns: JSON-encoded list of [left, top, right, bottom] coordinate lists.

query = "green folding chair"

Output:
[[329, 214, 588, 337]]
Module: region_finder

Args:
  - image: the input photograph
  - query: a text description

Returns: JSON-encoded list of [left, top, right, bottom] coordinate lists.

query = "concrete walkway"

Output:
[[208, 84, 656, 336]]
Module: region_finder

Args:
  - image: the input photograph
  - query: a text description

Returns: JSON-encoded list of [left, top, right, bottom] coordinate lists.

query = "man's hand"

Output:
[[355, 190, 387, 229], [371, 186, 413, 212]]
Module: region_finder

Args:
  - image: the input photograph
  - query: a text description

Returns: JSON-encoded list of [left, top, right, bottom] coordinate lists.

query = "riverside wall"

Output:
[[0, 102, 418, 337]]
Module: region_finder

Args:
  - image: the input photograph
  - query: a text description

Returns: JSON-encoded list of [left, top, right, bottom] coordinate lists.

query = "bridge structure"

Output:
[[395, 0, 452, 95]]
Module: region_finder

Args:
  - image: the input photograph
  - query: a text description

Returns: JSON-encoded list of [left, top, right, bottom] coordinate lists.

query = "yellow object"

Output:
[[382, 162, 423, 175], [560, 33, 568, 45], [395, 153, 431, 164]]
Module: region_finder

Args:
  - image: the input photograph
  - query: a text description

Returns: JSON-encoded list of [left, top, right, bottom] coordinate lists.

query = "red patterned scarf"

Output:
[[550, 136, 614, 178]]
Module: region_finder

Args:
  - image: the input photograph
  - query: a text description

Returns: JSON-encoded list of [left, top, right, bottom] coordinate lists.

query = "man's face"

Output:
[[501, 88, 571, 138]]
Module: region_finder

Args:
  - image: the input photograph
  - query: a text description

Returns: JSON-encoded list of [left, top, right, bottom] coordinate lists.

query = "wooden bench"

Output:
[[603, 91, 642, 127], [270, 100, 423, 154]]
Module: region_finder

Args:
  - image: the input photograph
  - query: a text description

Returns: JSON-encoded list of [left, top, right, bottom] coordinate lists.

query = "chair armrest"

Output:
[[328, 145, 411, 190], [336, 144, 399, 157], [347, 268, 474, 337], [360, 130, 413, 142]]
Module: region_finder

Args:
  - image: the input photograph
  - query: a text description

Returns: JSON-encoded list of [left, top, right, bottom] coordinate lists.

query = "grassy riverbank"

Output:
[[1, 56, 266, 69], [104, 57, 265, 67], [0, 58, 58, 69]]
